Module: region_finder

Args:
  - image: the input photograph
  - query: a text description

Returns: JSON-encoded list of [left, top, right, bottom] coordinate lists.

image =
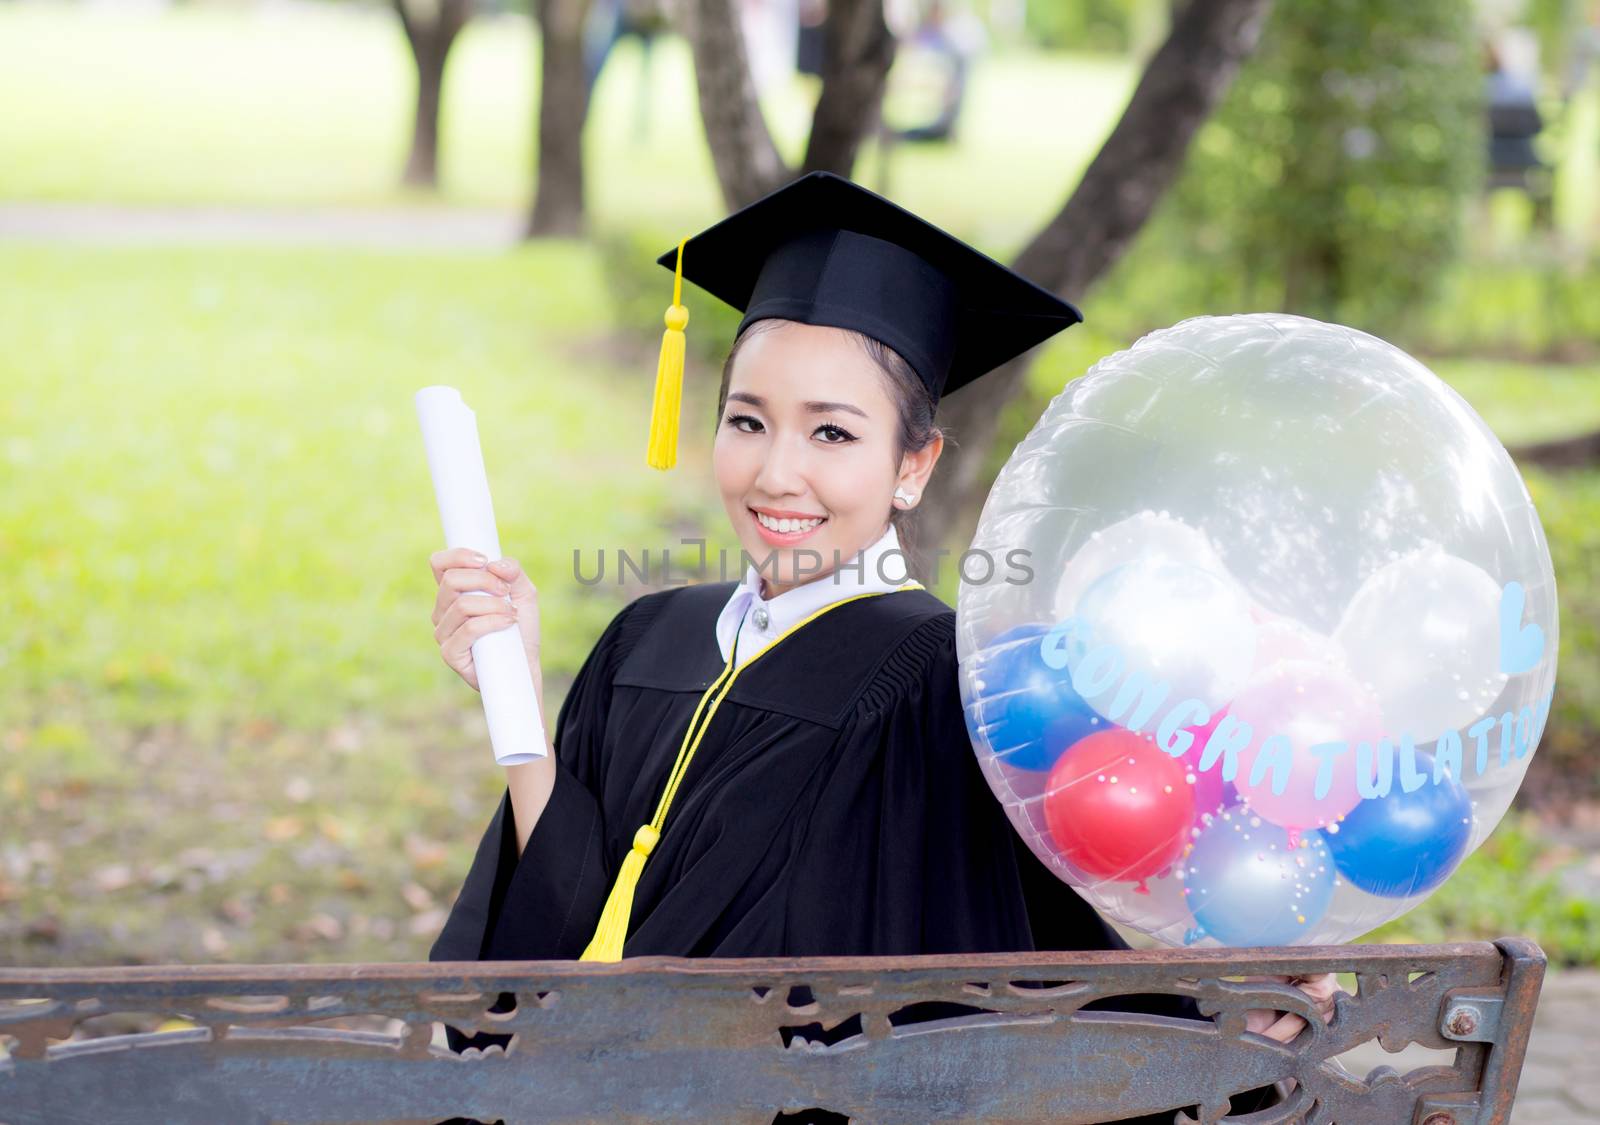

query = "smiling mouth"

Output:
[[749, 508, 829, 538]]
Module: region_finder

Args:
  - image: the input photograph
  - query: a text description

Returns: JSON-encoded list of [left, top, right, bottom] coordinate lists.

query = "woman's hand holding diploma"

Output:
[[430, 548, 542, 699], [430, 548, 555, 858], [416, 384, 555, 857]]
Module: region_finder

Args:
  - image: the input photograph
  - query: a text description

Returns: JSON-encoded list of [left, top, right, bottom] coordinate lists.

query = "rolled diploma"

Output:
[[414, 385, 547, 765]]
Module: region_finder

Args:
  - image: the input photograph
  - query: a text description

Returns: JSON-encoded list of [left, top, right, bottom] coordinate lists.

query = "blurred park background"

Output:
[[2, 0, 1599, 974]]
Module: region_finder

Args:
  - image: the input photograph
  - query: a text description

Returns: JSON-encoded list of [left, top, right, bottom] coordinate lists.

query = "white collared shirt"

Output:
[[714, 522, 915, 669]]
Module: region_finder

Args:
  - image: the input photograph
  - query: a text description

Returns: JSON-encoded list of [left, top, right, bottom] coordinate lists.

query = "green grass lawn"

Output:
[[0, 237, 753, 964], [2, 3, 1597, 968], [5, 236, 1597, 967]]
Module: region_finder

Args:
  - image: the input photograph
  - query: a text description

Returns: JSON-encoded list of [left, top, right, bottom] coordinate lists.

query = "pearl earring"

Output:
[[894, 487, 917, 506]]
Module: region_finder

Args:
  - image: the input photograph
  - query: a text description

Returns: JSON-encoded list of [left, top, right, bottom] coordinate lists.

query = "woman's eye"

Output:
[[725, 413, 762, 433], [816, 423, 857, 444]]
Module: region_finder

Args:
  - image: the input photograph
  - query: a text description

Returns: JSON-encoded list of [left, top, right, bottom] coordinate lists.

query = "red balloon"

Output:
[[1043, 729, 1195, 892]]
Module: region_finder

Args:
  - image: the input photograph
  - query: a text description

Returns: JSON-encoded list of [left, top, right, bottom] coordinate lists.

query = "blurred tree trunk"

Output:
[[915, 0, 1274, 568], [801, 0, 896, 176], [683, 0, 791, 208], [528, 0, 594, 236], [683, 0, 895, 209], [685, 0, 1273, 573], [394, 0, 475, 189]]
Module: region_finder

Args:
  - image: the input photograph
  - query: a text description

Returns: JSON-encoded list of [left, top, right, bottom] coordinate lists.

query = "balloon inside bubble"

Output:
[[1182, 812, 1335, 946], [1335, 546, 1511, 746], [1229, 658, 1386, 833], [1325, 750, 1474, 898], [1072, 557, 1258, 724], [962, 622, 1102, 771], [957, 313, 1558, 947], [1051, 509, 1231, 626], [1042, 728, 1195, 892], [1175, 706, 1235, 819]]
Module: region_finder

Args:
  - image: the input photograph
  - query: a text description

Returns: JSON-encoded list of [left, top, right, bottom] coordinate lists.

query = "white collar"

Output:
[[715, 522, 913, 668]]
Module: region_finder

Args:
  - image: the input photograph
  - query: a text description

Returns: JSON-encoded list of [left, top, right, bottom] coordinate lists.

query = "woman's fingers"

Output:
[[431, 566, 512, 628], [1259, 1011, 1309, 1044], [427, 552, 541, 695], [487, 557, 542, 671], [434, 583, 515, 645], [430, 547, 487, 586], [440, 608, 519, 678], [1288, 972, 1342, 1024], [1242, 973, 1343, 1043]]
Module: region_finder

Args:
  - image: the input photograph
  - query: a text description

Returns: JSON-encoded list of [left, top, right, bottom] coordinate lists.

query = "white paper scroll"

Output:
[[414, 385, 547, 766]]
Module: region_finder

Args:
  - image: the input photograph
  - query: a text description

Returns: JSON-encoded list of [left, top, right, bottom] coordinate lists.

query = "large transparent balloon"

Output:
[[958, 314, 1558, 947]]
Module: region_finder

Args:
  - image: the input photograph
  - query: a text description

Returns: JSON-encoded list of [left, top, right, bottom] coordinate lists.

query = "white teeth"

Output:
[[756, 512, 823, 533]]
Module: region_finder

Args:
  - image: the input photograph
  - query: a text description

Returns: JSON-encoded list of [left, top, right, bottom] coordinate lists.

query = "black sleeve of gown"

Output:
[[429, 596, 645, 967]]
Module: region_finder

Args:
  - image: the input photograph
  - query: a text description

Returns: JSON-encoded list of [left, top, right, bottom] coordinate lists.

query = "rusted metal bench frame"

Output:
[[0, 938, 1543, 1124]]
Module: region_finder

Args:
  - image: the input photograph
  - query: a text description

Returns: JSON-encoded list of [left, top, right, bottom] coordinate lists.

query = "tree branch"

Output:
[[912, 0, 1276, 573], [801, 0, 895, 175]]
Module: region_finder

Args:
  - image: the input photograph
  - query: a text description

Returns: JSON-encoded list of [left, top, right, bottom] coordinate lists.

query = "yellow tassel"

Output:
[[646, 238, 690, 471], [580, 824, 659, 961]]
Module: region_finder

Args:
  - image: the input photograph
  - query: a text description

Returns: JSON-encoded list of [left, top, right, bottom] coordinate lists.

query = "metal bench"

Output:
[[0, 938, 1544, 1124]]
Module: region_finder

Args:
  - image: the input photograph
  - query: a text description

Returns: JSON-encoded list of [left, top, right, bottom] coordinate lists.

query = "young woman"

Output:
[[426, 173, 1335, 1121]]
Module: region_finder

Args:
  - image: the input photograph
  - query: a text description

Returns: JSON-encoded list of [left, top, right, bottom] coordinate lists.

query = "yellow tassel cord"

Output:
[[580, 580, 926, 961], [646, 238, 690, 470]]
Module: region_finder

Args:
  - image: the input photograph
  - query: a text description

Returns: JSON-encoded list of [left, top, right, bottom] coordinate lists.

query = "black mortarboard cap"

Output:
[[642, 171, 1083, 470]]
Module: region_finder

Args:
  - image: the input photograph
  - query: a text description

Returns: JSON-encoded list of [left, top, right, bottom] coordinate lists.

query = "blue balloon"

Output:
[[1183, 811, 1335, 946], [963, 622, 1102, 771], [1325, 752, 1472, 898]]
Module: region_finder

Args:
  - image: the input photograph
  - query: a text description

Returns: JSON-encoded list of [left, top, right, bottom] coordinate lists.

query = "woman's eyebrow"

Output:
[[727, 391, 867, 418]]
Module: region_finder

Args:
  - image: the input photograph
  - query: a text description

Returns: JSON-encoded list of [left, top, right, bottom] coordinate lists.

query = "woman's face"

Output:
[[713, 320, 936, 598]]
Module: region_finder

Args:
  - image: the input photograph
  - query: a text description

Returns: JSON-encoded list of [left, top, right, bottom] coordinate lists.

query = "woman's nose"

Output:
[[752, 434, 809, 497]]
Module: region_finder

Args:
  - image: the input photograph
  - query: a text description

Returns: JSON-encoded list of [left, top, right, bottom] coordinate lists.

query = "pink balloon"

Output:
[[1177, 708, 1232, 817], [1225, 659, 1384, 832]]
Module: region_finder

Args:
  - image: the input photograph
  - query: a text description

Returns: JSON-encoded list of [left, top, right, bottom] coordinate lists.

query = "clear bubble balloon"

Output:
[[959, 313, 1559, 947]]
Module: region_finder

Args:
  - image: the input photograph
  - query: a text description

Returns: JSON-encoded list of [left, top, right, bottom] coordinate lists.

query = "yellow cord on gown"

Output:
[[579, 580, 925, 961]]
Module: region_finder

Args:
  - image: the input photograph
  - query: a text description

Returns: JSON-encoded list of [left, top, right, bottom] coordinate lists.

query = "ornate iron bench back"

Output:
[[0, 938, 1543, 1124]]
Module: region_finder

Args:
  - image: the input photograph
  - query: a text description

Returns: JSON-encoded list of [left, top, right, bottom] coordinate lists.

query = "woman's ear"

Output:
[[894, 433, 944, 508]]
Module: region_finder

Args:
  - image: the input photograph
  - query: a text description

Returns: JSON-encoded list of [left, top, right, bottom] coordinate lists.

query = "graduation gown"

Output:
[[429, 582, 1273, 1123]]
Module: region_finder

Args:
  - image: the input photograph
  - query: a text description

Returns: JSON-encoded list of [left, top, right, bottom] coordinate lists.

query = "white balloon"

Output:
[[1335, 546, 1508, 745], [1051, 509, 1229, 625], [1072, 556, 1257, 720]]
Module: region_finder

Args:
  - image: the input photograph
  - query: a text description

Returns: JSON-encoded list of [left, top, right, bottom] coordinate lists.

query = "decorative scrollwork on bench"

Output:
[[0, 939, 1543, 1124]]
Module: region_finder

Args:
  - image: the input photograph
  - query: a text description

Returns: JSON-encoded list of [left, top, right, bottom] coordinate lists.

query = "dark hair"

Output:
[[716, 318, 950, 576]]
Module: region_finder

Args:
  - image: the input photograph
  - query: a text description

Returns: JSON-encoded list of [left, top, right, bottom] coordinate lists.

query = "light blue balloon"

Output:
[[1182, 811, 1335, 946]]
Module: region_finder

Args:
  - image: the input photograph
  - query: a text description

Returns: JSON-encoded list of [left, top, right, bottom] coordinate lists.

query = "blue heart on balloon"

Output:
[[1498, 580, 1545, 676]]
